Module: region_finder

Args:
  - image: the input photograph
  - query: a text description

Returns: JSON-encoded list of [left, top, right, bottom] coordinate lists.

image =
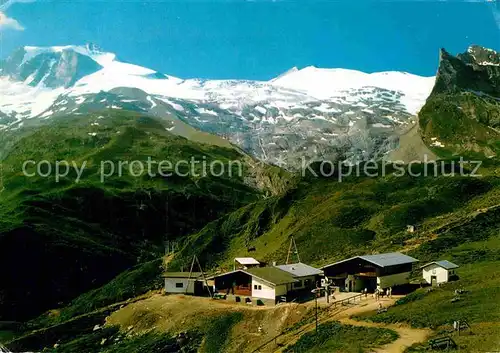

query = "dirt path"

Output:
[[334, 298, 431, 353], [272, 297, 431, 353]]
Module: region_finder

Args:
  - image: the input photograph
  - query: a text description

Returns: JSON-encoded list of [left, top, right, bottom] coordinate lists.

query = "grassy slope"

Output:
[[355, 254, 500, 352], [30, 259, 164, 329], [283, 321, 398, 353], [0, 111, 291, 321], [163, 162, 500, 352], [3, 111, 500, 352], [419, 92, 500, 158], [39, 312, 241, 353], [348, 205, 500, 351], [170, 161, 500, 271], [9, 300, 244, 353], [201, 312, 244, 353], [8, 161, 500, 352], [357, 260, 500, 328], [11, 325, 203, 353]]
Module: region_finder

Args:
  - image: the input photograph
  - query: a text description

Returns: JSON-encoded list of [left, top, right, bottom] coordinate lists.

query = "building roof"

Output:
[[247, 267, 297, 286], [235, 257, 260, 265], [162, 272, 203, 279], [359, 253, 419, 267], [207, 267, 297, 286], [275, 263, 324, 278], [321, 252, 419, 270], [420, 260, 459, 270]]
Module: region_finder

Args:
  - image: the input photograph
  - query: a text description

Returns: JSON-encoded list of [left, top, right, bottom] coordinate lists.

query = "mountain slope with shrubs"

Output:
[[170, 161, 500, 272], [0, 110, 291, 321]]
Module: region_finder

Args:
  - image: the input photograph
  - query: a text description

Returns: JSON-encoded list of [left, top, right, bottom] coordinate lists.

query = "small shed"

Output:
[[421, 260, 459, 285], [234, 257, 260, 270], [163, 272, 205, 295]]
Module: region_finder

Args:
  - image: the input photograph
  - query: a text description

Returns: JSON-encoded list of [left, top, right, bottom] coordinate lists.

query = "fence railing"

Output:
[[250, 292, 368, 352], [429, 336, 457, 350], [330, 293, 365, 309]]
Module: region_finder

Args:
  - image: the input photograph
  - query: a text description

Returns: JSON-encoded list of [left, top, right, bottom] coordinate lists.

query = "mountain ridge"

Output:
[[0, 43, 438, 168]]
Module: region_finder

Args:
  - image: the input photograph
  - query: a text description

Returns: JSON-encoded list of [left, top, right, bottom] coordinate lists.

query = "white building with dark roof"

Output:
[[207, 262, 324, 304], [163, 272, 205, 295], [320, 252, 419, 292], [421, 260, 459, 285], [208, 267, 298, 304]]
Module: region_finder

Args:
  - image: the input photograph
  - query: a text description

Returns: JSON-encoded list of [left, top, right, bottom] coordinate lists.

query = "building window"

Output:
[[254, 284, 258, 290], [294, 280, 303, 288], [175, 282, 184, 288], [304, 279, 311, 287], [254, 285, 262, 290]]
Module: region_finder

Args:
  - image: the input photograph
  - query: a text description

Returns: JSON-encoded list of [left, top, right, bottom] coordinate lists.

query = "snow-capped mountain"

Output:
[[0, 44, 436, 167]]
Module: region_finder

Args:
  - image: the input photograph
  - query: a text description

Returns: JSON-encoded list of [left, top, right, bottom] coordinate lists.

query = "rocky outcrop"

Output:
[[419, 45, 500, 158]]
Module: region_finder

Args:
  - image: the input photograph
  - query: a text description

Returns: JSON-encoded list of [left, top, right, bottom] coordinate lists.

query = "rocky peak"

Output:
[[84, 42, 103, 54], [0, 45, 103, 88], [432, 45, 500, 98], [462, 45, 500, 67]]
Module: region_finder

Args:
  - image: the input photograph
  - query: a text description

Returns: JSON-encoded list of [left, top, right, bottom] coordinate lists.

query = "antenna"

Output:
[[164, 193, 170, 255], [286, 236, 301, 265], [164, 240, 178, 256], [186, 255, 213, 298]]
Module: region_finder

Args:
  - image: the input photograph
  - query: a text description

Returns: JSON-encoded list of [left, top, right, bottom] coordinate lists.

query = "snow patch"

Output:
[[430, 137, 445, 148], [146, 95, 157, 108], [157, 98, 185, 111], [196, 107, 218, 116], [372, 123, 391, 128], [2, 44, 435, 126], [255, 106, 267, 115], [75, 96, 86, 104], [314, 103, 341, 113], [40, 110, 53, 118]]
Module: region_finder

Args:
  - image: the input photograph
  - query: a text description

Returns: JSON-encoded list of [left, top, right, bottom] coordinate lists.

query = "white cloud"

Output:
[[0, 11, 24, 31], [0, 0, 35, 31]]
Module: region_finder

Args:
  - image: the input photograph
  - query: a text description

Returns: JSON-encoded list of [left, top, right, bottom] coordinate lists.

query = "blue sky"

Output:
[[0, 0, 499, 80]]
